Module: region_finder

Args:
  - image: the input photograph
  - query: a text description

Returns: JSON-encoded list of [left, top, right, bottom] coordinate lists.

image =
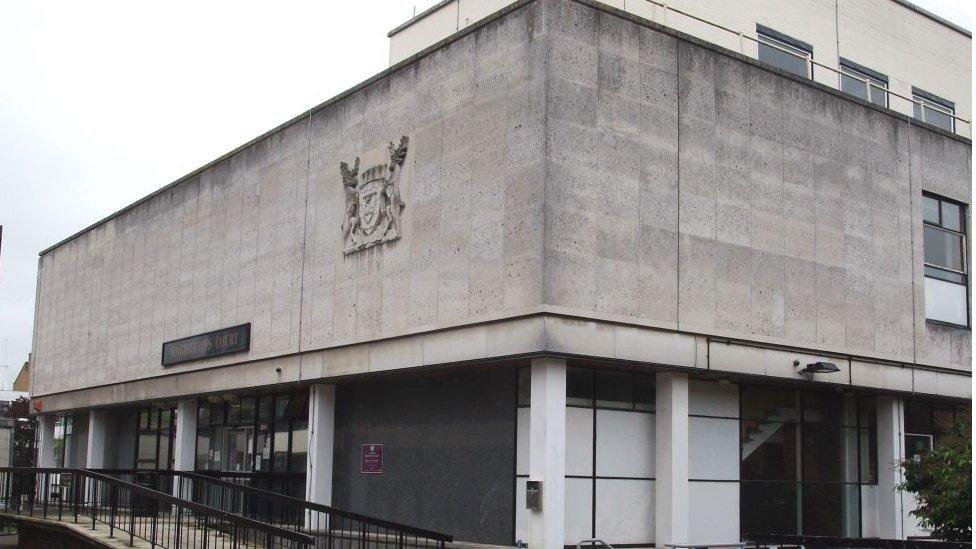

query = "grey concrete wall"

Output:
[[332, 368, 517, 544], [541, 0, 971, 370], [31, 0, 547, 397], [31, 0, 971, 401]]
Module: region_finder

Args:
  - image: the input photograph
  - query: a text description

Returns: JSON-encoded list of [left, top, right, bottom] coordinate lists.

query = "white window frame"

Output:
[[757, 31, 812, 78], [839, 64, 888, 108], [922, 193, 969, 327], [914, 94, 955, 133]]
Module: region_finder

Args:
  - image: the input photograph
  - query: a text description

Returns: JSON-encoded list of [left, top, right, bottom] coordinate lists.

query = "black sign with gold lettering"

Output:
[[162, 323, 250, 366]]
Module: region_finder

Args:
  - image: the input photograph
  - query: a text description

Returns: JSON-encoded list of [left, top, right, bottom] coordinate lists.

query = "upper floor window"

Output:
[[839, 59, 888, 108], [923, 193, 968, 327], [913, 88, 955, 132], [757, 25, 811, 79]]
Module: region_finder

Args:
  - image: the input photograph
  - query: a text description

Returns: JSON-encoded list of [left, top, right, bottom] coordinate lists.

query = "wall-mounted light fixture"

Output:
[[794, 359, 841, 380]]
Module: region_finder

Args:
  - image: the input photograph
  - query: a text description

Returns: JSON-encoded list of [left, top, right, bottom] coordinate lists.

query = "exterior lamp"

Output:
[[794, 360, 841, 379]]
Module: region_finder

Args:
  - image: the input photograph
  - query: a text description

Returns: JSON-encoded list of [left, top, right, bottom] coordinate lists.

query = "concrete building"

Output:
[[29, 0, 970, 546]]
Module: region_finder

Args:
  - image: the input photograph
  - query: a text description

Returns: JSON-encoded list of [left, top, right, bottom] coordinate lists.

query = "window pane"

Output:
[[197, 402, 211, 426], [933, 404, 956, 446], [595, 370, 634, 409], [196, 428, 212, 470], [255, 423, 272, 472], [741, 482, 798, 535], [858, 396, 877, 429], [741, 421, 798, 481], [741, 386, 799, 422], [905, 401, 932, 433], [227, 401, 241, 425], [517, 367, 531, 407], [923, 105, 953, 131], [923, 226, 964, 271], [273, 425, 289, 472], [840, 73, 867, 101], [925, 265, 965, 283], [211, 403, 225, 425], [758, 41, 809, 77], [924, 276, 968, 325], [241, 397, 256, 424], [567, 368, 593, 407], [802, 391, 855, 427], [290, 421, 309, 473], [860, 428, 877, 483], [913, 101, 923, 120], [802, 483, 860, 536], [941, 201, 962, 232], [923, 195, 941, 224], [802, 427, 858, 482], [905, 433, 932, 458], [869, 84, 887, 106], [138, 433, 158, 463], [635, 374, 655, 412]]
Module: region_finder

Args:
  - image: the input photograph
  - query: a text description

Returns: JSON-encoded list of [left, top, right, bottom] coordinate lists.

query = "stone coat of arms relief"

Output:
[[339, 136, 408, 254]]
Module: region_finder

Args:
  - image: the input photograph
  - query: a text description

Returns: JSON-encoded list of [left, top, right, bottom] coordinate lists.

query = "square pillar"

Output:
[[85, 410, 111, 469], [173, 400, 198, 500], [877, 396, 905, 539], [655, 371, 689, 547], [528, 358, 566, 549], [36, 414, 56, 467], [306, 385, 336, 505]]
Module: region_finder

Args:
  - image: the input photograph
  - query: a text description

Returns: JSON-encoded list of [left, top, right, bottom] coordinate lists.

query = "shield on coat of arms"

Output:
[[357, 176, 386, 236]]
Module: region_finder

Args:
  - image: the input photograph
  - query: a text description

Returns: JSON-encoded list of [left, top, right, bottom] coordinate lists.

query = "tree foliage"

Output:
[[899, 419, 971, 542], [1, 396, 37, 467]]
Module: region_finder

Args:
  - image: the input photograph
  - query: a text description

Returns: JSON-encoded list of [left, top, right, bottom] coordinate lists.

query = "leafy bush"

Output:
[[899, 420, 971, 542]]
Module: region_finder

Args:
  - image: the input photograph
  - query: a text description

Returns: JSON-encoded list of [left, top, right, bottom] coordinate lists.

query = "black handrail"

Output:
[[96, 468, 454, 547], [745, 534, 970, 548], [0, 467, 314, 548]]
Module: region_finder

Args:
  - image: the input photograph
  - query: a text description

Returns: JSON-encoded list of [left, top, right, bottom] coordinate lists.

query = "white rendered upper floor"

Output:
[[389, 0, 972, 137]]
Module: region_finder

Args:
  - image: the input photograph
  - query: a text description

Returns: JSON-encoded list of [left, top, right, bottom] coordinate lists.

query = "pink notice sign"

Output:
[[361, 443, 384, 474]]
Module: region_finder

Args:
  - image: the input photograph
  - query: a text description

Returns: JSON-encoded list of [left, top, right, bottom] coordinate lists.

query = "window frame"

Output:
[[838, 59, 888, 108], [912, 88, 956, 133], [922, 192, 969, 328], [756, 26, 813, 79]]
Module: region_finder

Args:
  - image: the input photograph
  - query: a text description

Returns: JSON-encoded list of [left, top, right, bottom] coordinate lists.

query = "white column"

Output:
[[36, 414, 56, 467], [655, 371, 689, 547], [85, 410, 110, 469], [306, 385, 336, 505], [877, 396, 905, 539], [528, 357, 566, 549], [173, 400, 198, 500]]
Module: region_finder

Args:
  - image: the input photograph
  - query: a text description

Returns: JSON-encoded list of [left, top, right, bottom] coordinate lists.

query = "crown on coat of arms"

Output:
[[360, 164, 387, 183]]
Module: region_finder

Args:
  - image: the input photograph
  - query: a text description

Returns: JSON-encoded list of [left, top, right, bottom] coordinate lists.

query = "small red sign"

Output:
[[361, 443, 383, 474]]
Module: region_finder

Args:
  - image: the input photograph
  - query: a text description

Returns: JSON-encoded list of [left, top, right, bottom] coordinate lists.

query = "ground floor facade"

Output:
[[33, 356, 970, 547]]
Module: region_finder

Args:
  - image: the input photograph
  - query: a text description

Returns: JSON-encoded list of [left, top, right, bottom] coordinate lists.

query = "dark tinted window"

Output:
[[741, 482, 798, 535]]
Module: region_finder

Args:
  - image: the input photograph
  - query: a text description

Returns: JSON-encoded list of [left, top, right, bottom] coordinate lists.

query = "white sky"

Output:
[[0, 0, 972, 388]]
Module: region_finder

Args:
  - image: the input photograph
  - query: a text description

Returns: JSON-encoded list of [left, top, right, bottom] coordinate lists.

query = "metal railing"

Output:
[[639, 0, 971, 134], [97, 469, 454, 549], [0, 467, 314, 548], [745, 534, 970, 548]]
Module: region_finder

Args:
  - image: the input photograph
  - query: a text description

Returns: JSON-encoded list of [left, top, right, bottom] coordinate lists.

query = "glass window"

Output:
[[634, 374, 655, 412], [741, 385, 877, 536], [922, 193, 968, 326], [741, 420, 799, 481], [757, 29, 811, 78], [517, 367, 531, 407], [741, 482, 798, 535], [802, 483, 860, 537], [924, 227, 965, 272], [566, 368, 594, 407], [913, 92, 955, 132], [595, 371, 634, 410], [802, 427, 859, 482], [923, 195, 941, 224], [290, 421, 309, 473], [839, 63, 887, 107], [741, 385, 799, 422]]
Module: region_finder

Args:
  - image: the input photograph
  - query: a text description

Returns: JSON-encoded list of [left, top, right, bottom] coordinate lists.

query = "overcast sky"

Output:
[[0, 0, 971, 389]]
